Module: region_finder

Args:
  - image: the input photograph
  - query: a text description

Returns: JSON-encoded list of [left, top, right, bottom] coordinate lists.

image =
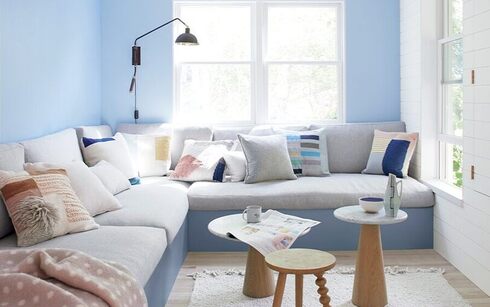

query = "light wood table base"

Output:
[[352, 224, 388, 307], [243, 246, 275, 298]]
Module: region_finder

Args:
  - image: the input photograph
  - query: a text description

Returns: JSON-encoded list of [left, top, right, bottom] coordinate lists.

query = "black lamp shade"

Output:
[[175, 28, 199, 45]]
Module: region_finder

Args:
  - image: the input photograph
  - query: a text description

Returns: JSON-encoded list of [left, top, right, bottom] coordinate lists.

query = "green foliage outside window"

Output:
[[452, 145, 463, 188]]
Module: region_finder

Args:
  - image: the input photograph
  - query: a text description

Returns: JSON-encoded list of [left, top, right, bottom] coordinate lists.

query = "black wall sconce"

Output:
[[129, 18, 198, 122]]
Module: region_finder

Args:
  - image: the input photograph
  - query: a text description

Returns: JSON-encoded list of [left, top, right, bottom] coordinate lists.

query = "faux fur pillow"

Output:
[[0, 170, 98, 246]]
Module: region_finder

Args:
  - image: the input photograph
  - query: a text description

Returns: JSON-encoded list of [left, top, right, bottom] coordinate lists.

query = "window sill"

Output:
[[422, 179, 463, 206]]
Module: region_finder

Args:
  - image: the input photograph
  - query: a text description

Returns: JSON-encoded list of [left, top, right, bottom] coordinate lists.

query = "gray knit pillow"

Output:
[[237, 134, 297, 184]]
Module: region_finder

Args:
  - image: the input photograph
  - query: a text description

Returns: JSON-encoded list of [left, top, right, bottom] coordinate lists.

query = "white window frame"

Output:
[[437, 0, 463, 186], [173, 0, 345, 125]]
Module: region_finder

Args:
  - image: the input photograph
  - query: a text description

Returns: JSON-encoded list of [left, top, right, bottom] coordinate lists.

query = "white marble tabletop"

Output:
[[208, 214, 248, 242], [208, 213, 311, 243], [334, 205, 407, 225]]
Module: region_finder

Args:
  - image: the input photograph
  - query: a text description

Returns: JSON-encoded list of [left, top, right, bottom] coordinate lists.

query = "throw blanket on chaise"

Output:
[[0, 249, 147, 307]]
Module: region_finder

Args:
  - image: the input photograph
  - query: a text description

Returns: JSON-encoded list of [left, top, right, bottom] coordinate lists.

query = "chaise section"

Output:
[[95, 182, 189, 243], [188, 174, 434, 211], [0, 226, 167, 286]]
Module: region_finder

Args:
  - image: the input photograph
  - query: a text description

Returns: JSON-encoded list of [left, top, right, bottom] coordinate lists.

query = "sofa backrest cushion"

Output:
[[21, 128, 83, 163], [310, 122, 406, 173], [212, 125, 309, 141], [212, 127, 252, 141], [117, 123, 172, 136], [114, 122, 405, 173]]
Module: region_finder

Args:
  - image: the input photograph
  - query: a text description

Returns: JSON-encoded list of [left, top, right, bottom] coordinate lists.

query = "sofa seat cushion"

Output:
[[187, 174, 434, 210], [0, 226, 167, 286], [95, 183, 189, 243], [139, 176, 191, 190]]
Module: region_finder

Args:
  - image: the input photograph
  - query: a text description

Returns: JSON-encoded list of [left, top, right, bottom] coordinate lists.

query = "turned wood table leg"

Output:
[[273, 273, 287, 307], [352, 224, 387, 307], [243, 246, 275, 298], [315, 272, 331, 307], [295, 274, 303, 307]]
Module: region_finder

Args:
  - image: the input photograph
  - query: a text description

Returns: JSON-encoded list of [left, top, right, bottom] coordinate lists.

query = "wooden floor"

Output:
[[166, 249, 490, 307]]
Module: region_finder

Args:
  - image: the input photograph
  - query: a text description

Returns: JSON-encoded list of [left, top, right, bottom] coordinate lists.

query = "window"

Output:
[[438, 0, 463, 187], [174, 1, 343, 124]]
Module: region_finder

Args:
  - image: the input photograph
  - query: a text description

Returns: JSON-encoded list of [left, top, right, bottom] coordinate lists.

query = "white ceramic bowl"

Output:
[[359, 197, 384, 213]]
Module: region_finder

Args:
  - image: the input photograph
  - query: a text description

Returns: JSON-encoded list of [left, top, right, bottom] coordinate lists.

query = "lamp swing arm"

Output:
[[133, 18, 189, 46], [130, 18, 189, 91]]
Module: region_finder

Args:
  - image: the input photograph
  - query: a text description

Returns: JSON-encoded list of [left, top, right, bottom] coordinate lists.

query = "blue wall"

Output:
[[0, 0, 102, 143], [101, 0, 173, 129], [345, 0, 400, 122], [0, 0, 400, 141], [101, 0, 400, 128]]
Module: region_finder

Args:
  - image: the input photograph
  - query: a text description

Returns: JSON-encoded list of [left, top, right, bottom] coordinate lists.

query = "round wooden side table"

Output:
[[208, 214, 311, 298], [334, 205, 408, 307], [265, 248, 336, 307]]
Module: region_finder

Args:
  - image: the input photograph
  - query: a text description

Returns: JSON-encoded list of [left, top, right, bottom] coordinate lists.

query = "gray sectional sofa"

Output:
[[0, 121, 434, 306]]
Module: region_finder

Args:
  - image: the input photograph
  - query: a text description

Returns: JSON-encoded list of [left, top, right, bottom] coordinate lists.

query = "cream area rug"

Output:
[[188, 267, 470, 307]]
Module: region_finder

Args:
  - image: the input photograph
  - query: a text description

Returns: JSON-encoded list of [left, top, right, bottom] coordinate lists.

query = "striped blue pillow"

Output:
[[277, 128, 330, 177]]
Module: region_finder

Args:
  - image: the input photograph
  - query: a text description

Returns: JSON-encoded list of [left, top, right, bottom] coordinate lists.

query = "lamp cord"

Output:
[[134, 80, 138, 124], [131, 66, 138, 124]]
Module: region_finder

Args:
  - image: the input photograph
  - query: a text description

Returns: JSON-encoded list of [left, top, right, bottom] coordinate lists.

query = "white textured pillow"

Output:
[[122, 133, 172, 177], [90, 161, 131, 195], [238, 134, 297, 184], [24, 161, 122, 216], [81, 133, 138, 182], [0, 144, 25, 172], [223, 151, 246, 182]]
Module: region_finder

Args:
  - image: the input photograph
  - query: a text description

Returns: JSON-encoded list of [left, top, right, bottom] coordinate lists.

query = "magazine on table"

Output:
[[227, 210, 321, 255]]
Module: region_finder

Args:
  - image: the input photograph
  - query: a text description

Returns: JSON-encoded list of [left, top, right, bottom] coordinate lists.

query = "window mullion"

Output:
[[255, 1, 267, 124]]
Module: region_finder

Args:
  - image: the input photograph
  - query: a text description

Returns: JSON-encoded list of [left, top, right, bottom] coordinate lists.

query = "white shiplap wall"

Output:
[[401, 0, 490, 295], [434, 0, 490, 295], [400, 0, 422, 179], [400, 0, 438, 180]]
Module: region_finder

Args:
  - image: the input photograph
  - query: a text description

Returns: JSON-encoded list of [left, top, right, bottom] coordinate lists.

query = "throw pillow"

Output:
[[0, 143, 25, 239], [122, 133, 172, 177], [223, 151, 246, 182], [238, 134, 297, 184], [81, 133, 139, 185], [0, 170, 98, 246], [362, 130, 418, 178], [24, 162, 122, 216], [275, 128, 330, 177], [90, 161, 131, 195], [169, 140, 234, 182]]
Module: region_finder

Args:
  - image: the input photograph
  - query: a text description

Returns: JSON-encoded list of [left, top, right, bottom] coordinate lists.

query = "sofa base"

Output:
[[188, 208, 433, 251], [144, 219, 188, 307]]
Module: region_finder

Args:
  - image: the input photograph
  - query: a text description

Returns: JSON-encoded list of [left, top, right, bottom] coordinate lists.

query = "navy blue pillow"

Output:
[[213, 158, 226, 182], [82, 137, 114, 148], [382, 139, 410, 178]]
